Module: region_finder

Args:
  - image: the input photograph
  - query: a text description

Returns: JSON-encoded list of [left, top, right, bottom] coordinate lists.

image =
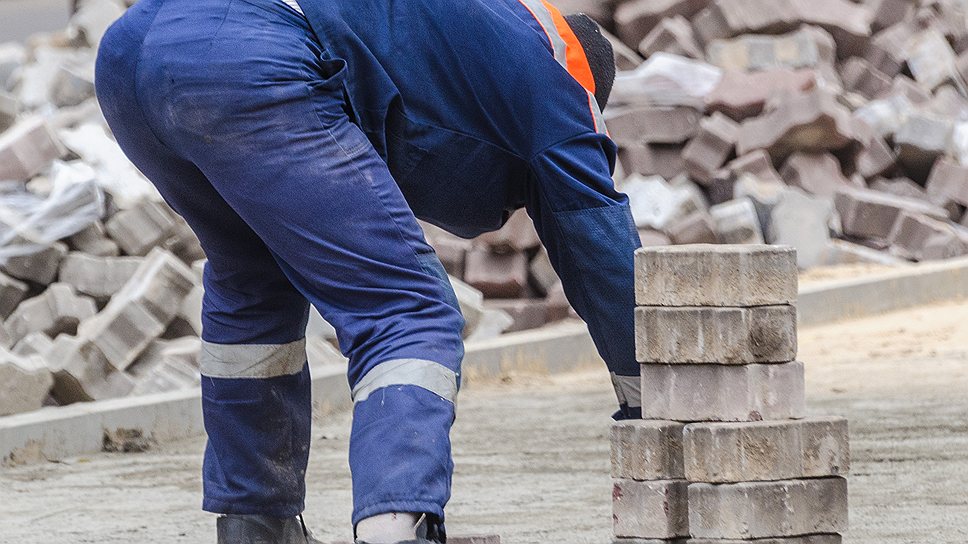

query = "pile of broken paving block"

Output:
[[563, 0, 968, 269], [0, 0, 568, 418], [4, 0, 968, 417], [611, 244, 850, 543]]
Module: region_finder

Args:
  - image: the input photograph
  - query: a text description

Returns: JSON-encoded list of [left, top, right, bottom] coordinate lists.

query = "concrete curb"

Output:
[[1, 322, 600, 465], [4, 258, 968, 465], [797, 257, 968, 327]]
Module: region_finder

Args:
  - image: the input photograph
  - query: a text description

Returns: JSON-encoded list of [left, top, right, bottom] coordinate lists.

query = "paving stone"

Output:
[[640, 361, 805, 422], [48, 334, 135, 404], [852, 119, 897, 179], [695, 0, 871, 57], [635, 244, 797, 307], [610, 420, 685, 481], [869, 176, 929, 201], [612, 479, 689, 539], [57, 252, 144, 300], [688, 478, 848, 539], [66, 221, 120, 256], [815, 238, 910, 267], [476, 209, 539, 253], [613, 0, 705, 51], [683, 417, 849, 483], [766, 188, 835, 269], [162, 213, 206, 264], [835, 186, 949, 241], [683, 112, 740, 183], [464, 247, 529, 299], [625, 175, 706, 231], [780, 151, 850, 197], [422, 221, 471, 278], [0, 117, 66, 182], [0, 347, 53, 416], [638, 15, 703, 59], [841, 57, 892, 100], [608, 107, 702, 145], [4, 283, 97, 344], [78, 248, 197, 371], [175, 284, 204, 337], [0, 272, 28, 319], [710, 197, 764, 245], [905, 28, 959, 91], [636, 305, 796, 364], [49, 60, 95, 108], [12, 331, 55, 358], [128, 336, 201, 395], [484, 298, 548, 333], [706, 69, 816, 122], [925, 156, 968, 208], [733, 175, 785, 236], [706, 26, 835, 73], [726, 150, 783, 186], [889, 211, 966, 261], [666, 211, 718, 245], [105, 199, 177, 256], [528, 248, 558, 297], [1, 242, 68, 286], [737, 89, 856, 161], [894, 111, 953, 184]]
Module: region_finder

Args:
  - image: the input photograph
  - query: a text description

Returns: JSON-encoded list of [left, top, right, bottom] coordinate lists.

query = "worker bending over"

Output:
[[95, 0, 640, 542]]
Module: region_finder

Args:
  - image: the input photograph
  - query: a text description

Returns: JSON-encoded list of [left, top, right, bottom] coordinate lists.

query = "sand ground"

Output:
[[2, 301, 968, 543]]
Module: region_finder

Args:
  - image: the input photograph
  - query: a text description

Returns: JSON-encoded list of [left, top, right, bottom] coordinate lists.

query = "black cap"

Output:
[[563, 13, 615, 111]]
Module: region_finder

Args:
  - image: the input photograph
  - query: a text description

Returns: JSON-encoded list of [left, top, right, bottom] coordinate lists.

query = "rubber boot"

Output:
[[217, 514, 323, 543]]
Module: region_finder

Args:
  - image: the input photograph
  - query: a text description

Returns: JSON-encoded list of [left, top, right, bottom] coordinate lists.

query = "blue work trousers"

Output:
[[95, 0, 465, 527]]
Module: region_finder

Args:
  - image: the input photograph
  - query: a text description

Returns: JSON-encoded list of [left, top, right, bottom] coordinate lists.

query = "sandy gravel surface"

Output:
[[2, 302, 968, 543]]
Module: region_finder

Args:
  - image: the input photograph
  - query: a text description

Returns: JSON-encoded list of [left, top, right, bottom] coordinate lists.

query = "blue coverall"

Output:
[[94, 0, 641, 530]]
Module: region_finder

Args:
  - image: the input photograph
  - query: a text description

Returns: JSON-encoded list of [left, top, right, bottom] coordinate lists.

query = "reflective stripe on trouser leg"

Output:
[[349, 358, 460, 526], [200, 341, 312, 518], [611, 372, 641, 409]]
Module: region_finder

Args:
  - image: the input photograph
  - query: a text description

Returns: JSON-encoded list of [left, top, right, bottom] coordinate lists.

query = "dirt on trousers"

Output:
[[2, 301, 968, 543]]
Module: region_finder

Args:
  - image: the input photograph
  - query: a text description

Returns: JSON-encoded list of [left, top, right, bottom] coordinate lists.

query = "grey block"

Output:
[[612, 479, 689, 539], [105, 200, 176, 256], [683, 417, 849, 483], [640, 362, 805, 422], [48, 335, 135, 404], [634, 245, 797, 307], [0, 272, 29, 319], [610, 420, 685, 481], [57, 252, 144, 300], [688, 478, 848, 539], [0, 117, 66, 182], [636, 305, 796, 364], [66, 222, 120, 257], [710, 198, 765, 245], [2, 242, 68, 285], [79, 248, 197, 371], [0, 348, 52, 416], [12, 332, 54, 358], [4, 283, 97, 344]]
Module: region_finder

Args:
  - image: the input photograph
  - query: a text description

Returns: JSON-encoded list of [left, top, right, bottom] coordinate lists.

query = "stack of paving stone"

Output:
[[611, 244, 850, 543]]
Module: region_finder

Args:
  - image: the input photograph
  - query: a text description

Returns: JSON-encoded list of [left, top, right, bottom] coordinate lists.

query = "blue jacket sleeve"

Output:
[[525, 131, 642, 416]]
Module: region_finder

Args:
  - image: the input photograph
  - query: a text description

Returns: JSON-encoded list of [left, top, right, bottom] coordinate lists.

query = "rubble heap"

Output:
[[611, 244, 850, 543], [577, 0, 968, 268]]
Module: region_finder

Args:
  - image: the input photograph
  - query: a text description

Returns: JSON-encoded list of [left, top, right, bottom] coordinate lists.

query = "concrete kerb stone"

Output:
[[1, 321, 600, 465], [3, 258, 968, 464]]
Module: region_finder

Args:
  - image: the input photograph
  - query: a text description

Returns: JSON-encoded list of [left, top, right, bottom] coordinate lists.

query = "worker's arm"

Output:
[[525, 131, 642, 419]]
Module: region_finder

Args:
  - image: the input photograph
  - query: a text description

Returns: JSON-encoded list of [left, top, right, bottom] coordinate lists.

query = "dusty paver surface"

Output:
[[3, 302, 968, 543]]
